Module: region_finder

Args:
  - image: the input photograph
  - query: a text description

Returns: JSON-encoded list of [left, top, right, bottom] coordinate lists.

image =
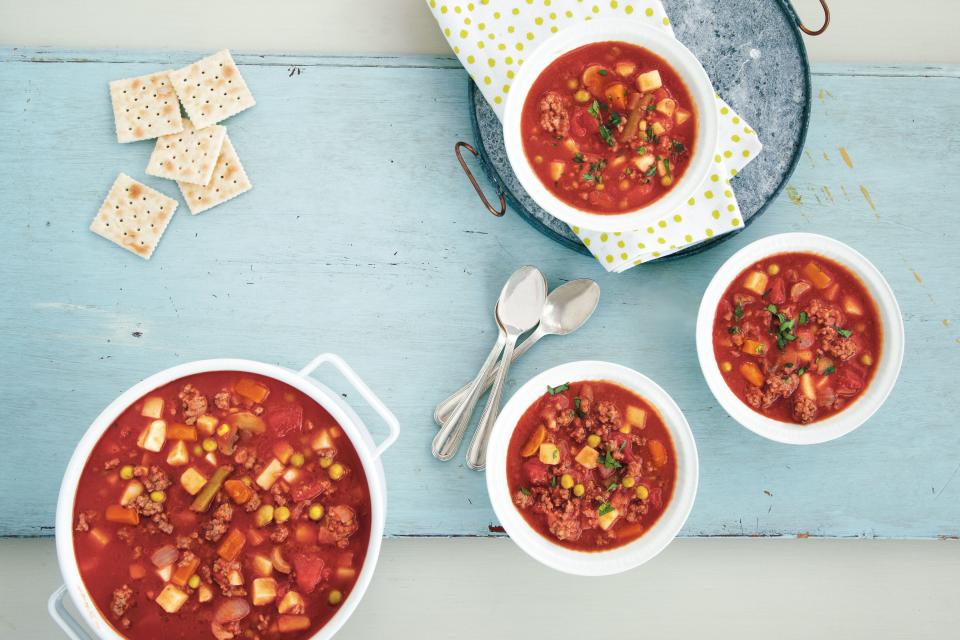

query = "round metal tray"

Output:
[[460, 0, 825, 260]]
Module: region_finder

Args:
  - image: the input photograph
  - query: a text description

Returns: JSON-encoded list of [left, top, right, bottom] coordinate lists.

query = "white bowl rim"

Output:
[[485, 360, 699, 576], [54, 357, 389, 640], [502, 18, 720, 232], [695, 232, 905, 445]]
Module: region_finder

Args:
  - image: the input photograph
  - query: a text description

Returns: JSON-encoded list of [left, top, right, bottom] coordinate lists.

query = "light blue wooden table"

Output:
[[1, 49, 957, 539]]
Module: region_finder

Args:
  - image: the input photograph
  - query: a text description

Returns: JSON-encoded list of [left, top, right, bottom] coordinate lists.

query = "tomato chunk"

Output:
[[292, 554, 326, 594]]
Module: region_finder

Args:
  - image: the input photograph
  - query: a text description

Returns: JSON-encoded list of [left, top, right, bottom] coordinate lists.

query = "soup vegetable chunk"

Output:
[[521, 41, 696, 214], [72, 372, 371, 639], [507, 380, 676, 550], [713, 253, 882, 424]]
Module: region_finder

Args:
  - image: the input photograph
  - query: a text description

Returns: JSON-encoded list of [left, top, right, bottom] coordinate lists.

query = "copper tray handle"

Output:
[[797, 0, 830, 36], [455, 141, 506, 217]]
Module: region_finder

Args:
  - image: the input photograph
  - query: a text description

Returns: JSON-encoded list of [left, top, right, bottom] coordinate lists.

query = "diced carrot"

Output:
[[741, 339, 766, 356], [217, 528, 247, 562], [166, 424, 197, 441], [612, 522, 645, 539], [803, 261, 832, 289], [235, 378, 271, 404], [277, 615, 311, 633], [170, 555, 201, 587], [247, 528, 267, 547], [520, 425, 546, 458], [739, 362, 765, 387], [105, 505, 140, 526], [647, 439, 669, 468], [129, 563, 147, 580], [224, 479, 254, 505]]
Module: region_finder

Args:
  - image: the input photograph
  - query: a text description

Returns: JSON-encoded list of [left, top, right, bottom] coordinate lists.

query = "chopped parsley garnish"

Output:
[[646, 128, 659, 144], [600, 449, 622, 470], [766, 304, 798, 350], [672, 140, 686, 154], [598, 124, 616, 147], [728, 326, 740, 335], [573, 152, 584, 163], [734, 303, 745, 319], [644, 165, 657, 177], [607, 481, 619, 492], [597, 502, 615, 517], [587, 100, 601, 119], [783, 362, 794, 369], [798, 311, 809, 325], [636, 146, 646, 154], [608, 112, 622, 127], [551, 475, 557, 488], [835, 326, 853, 338], [663, 157, 671, 177], [520, 487, 531, 496], [598, 69, 608, 76], [582, 159, 607, 183], [823, 366, 836, 376], [645, 104, 656, 112], [795, 367, 806, 376], [624, 167, 632, 175], [574, 397, 586, 418], [547, 383, 569, 396], [766, 304, 778, 314]]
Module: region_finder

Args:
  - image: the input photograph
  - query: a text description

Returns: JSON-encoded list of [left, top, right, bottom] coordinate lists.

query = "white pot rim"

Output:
[[485, 360, 699, 576], [695, 233, 905, 445], [502, 18, 719, 232], [54, 355, 396, 640]]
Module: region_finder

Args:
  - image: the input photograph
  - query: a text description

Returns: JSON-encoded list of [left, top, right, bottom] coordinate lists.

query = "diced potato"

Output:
[[741, 339, 766, 356], [311, 430, 333, 451], [228, 569, 244, 587], [651, 121, 666, 136], [89, 527, 111, 547], [252, 577, 278, 606], [273, 441, 294, 464], [538, 443, 560, 465], [739, 362, 765, 387], [137, 419, 166, 453], [609, 155, 626, 169], [256, 458, 286, 490], [520, 425, 546, 458], [282, 467, 302, 484], [197, 584, 213, 603], [235, 378, 270, 404], [582, 64, 610, 96], [562, 138, 579, 154], [800, 373, 816, 400], [140, 397, 164, 419], [742, 270, 769, 295], [597, 507, 620, 531], [155, 584, 188, 613], [196, 414, 218, 436], [625, 406, 647, 429], [157, 564, 173, 582], [615, 61, 636, 77], [604, 82, 627, 110], [252, 554, 274, 577], [675, 108, 692, 125], [575, 446, 599, 470], [549, 161, 565, 182], [179, 467, 208, 496], [278, 616, 312, 633], [655, 98, 676, 117], [803, 262, 832, 289], [843, 296, 864, 316], [633, 153, 656, 173], [636, 70, 662, 92], [815, 357, 835, 376], [166, 440, 190, 467], [120, 480, 144, 506], [204, 452, 218, 466], [277, 591, 305, 615]]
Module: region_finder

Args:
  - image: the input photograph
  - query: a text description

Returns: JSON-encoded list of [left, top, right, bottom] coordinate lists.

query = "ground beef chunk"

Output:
[[110, 585, 134, 619], [761, 373, 800, 407], [244, 492, 262, 513], [808, 299, 844, 327], [818, 327, 859, 360], [201, 503, 234, 542], [556, 409, 575, 428], [234, 447, 257, 470], [132, 495, 173, 534], [316, 505, 358, 548], [117, 527, 134, 544], [103, 458, 120, 471], [212, 558, 246, 597], [538, 91, 570, 137], [513, 490, 534, 510], [745, 385, 762, 409], [793, 395, 818, 424], [270, 526, 290, 544], [176, 535, 196, 550], [595, 401, 621, 428], [623, 499, 650, 523], [546, 499, 582, 542], [134, 465, 171, 492], [214, 390, 236, 410], [178, 384, 208, 425], [75, 510, 96, 532]]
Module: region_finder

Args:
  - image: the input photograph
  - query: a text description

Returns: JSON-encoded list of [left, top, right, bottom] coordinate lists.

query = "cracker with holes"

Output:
[[108, 72, 184, 143], [145, 119, 226, 185], [169, 50, 256, 129], [178, 135, 252, 214], [90, 174, 178, 259]]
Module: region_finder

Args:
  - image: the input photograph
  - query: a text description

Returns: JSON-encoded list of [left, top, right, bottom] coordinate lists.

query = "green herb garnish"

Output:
[[824, 366, 836, 376], [835, 326, 853, 338], [598, 69, 608, 76], [609, 112, 622, 126], [600, 449, 622, 470], [551, 475, 557, 488], [728, 326, 740, 335], [598, 502, 615, 516], [798, 311, 809, 325], [734, 303, 744, 319], [547, 383, 569, 396], [587, 100, 601, 119], [607, 481, 619, 492], [636, 146, 646, 154], [520, 487, 531, 496], [672, 140, 686, 154], [573, 152, 584, 163]]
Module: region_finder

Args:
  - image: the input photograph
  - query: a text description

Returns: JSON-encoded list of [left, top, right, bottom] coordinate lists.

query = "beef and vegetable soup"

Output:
[[713, 253, 882, 424], [507, 380, 676, 551], [521, 41, 696, 214], [72, 372, 371, 639]]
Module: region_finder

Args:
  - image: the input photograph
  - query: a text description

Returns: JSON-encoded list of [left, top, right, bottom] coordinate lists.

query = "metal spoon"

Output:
[[465, 266, 547, 470], [433, 279, 601, 427]]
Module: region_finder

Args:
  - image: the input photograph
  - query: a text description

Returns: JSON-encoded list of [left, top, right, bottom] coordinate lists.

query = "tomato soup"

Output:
[[72, 371, 371, 639], [712, 253, 882, 424], [506, 380, 676, 551], [521, 41, 697, 214]]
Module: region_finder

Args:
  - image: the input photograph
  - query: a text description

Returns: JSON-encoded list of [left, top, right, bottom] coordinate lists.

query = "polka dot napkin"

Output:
[[427, 0, 762, 272]]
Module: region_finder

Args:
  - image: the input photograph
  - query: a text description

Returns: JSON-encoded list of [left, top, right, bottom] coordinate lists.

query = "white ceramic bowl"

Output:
[[49, 353, 400, 640], [696, 233, 905, 445], [485, 361, 698, 576], [502, 18, 719, 232]]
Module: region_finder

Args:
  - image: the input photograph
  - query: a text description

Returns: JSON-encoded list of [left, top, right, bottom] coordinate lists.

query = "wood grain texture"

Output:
[[0, 50, 957, 538]]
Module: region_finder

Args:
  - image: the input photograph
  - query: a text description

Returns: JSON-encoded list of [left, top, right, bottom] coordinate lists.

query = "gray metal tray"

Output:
[[462, 0, 825, 260]]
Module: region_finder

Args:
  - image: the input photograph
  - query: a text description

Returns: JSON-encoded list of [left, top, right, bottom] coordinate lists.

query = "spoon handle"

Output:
[[434, 328, 545, 427], [431, 328, 506, 461], [465, 332, 519, 471]]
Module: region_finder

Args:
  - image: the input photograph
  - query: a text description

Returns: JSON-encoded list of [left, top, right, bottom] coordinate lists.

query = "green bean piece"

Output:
[[190, 465, 233, 512]]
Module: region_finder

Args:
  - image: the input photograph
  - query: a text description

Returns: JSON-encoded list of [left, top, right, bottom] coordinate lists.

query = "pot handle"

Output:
[[48, 585, 94, 640], [298, 353, 400, 460]]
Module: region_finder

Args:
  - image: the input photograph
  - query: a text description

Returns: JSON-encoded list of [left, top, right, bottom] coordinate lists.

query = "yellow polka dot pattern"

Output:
[[428, 1, 673, 116], [428, 1, 762, 272]]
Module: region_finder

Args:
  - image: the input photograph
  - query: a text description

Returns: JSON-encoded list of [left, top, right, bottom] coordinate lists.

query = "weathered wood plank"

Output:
[[0, 50, 957, 538]]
